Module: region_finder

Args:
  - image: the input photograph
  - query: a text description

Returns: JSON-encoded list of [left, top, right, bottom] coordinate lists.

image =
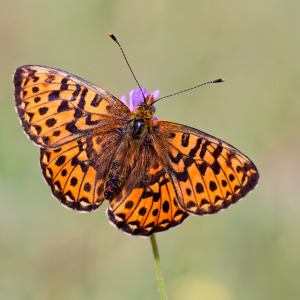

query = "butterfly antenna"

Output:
[[153, 78, 225, 103], [108, 33, 146, 101]]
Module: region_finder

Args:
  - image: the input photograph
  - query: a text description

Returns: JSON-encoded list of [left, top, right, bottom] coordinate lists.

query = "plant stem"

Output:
[[150, 234, 167, 300]]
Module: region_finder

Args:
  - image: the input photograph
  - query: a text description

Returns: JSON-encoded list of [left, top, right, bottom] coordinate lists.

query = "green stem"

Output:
[[150, 234, 167, 300]]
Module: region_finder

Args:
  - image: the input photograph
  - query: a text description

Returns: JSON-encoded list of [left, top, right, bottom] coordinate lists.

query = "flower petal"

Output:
[[128, 90, 134, 110], [120, 95, 128, 106], [130, 88, 149, 110], [121, 88, 160, 112], [150, 89, 160, 100]]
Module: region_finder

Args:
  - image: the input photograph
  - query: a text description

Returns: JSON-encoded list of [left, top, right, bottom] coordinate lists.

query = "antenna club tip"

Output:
[[215, 78, 226, 83], [108, 32, 117, 42]]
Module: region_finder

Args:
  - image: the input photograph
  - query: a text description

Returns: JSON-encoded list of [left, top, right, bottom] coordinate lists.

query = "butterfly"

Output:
[[14, 65, 259, 236]]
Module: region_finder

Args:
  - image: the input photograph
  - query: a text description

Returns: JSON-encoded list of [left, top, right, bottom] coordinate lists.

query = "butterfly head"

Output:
[[135, 95, 156, 118], [121, 88, 158, 140]]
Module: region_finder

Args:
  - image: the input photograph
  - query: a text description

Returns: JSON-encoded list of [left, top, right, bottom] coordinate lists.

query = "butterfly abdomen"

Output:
[[104, 140, 138, 201], [104, 159, 127, 200]]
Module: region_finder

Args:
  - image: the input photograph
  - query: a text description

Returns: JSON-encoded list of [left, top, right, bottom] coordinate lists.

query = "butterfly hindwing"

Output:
[[152, 121, 259, 215], [40, 127, 126, 211], [14, 65, 130, 148], [107, 142, 188, 236]]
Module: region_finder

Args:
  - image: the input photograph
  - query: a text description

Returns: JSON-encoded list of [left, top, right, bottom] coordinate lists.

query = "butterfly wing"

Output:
[[107, 141, 189, 236], [14, 65, 130, 148], [14, 65, 130, 211], [107, 120, 258, 236], [152, 121, 259, 215], [40, 130, 126, 211]]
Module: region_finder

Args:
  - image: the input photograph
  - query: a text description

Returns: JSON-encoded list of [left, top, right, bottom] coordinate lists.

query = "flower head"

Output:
[[120, 88, 159, 112]]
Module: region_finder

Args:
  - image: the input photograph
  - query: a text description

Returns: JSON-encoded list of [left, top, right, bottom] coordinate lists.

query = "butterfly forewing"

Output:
[[14, 65, 130, 148], [152, 121, 259, 215]]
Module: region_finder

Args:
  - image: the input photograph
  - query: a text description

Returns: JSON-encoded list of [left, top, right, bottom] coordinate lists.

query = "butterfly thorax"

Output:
[[129, 98, 155, 140]]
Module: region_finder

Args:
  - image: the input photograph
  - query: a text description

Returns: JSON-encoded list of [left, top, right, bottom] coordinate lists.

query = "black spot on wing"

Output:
[[212, 145, 223, 159], [199, 141, 210, 159], [39, 107, 48, 115], [48, 90, 60, 101], [71, 84, 81, 101], [211, 160, 221, 175], [91, 94, 102, 107], [57, 100, 70, 112], [78, 88, 88, 109], [181, 133, 190, 147], [45, 118, 57, 127], [32, 86, 39, 93], [189, 138, 202, 157], [60, 78, 68, 90], [66, 121, 79, 133], [198, 161, 208, 176]]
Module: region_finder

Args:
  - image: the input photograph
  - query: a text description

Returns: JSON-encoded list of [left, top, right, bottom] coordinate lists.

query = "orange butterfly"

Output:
[[14, 62, 259, 236]]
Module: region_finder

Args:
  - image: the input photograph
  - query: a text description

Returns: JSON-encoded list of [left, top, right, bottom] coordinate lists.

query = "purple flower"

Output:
[[120, 88, 159, 121]]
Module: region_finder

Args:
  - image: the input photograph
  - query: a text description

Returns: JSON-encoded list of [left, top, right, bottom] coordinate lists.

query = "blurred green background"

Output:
[[1, 0, 299, 299]]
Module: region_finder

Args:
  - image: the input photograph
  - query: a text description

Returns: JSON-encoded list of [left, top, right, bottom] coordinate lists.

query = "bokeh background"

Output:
[[1, 1, 299, 299]]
